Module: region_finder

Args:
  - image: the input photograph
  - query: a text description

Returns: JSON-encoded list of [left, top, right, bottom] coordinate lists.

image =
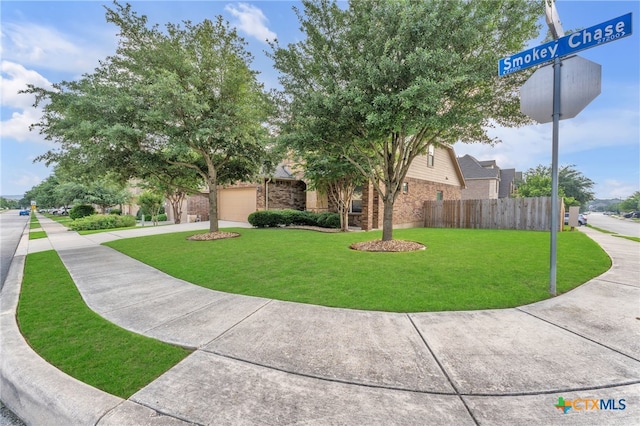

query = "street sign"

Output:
[[520, 56, 601, 124], [499, 12, 632, 76]]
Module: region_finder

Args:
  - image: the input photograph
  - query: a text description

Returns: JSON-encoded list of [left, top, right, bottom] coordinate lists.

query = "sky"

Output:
[[1, 0, 638, 200]]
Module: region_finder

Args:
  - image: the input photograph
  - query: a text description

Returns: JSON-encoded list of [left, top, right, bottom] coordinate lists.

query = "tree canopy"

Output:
[[24, 1, 274, 232], [271, 0, 541, 240], [517, 164, 595, 208]]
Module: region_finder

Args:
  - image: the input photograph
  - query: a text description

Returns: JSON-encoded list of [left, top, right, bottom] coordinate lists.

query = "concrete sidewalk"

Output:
[[1, 216, 639, 425]]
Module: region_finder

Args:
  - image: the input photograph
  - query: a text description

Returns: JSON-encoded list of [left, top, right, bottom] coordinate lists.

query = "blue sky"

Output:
[[1, 0, 638, 200]]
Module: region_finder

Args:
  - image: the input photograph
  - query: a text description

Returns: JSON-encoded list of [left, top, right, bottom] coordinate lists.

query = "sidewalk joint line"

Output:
[[203, 350, 458, 396], [516, 308, 640, 363], [202, 299, 274, 347], [125, 399, 206, 426], [406, 314, 480, 425]]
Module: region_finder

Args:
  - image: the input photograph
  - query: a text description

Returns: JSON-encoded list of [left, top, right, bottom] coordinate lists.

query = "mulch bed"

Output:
[[187, 231, 241, 241], [350, 239, 426, 252]]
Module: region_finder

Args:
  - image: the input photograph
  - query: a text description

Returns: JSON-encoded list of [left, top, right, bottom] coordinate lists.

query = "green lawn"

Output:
[[18, 250, 192, 398], [105, 227, 611, 312]]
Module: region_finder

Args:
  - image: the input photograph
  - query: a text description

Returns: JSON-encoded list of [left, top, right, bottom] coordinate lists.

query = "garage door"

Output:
[[218, 187, 257, 222]]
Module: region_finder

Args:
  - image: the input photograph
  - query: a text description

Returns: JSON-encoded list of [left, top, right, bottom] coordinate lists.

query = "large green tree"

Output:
[[271, 0, 540, 241], [618, 191, 640, 212], [518, 164, 595, 207], [25, 2, 273, 232], [23, 174, 61, 209]]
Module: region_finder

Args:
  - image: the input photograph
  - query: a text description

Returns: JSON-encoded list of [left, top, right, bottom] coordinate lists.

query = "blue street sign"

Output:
[[499, 13, 632, 76]]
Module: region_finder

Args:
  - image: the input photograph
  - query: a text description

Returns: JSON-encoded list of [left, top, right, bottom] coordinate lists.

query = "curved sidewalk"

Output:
[[1, 217, 639, 425]]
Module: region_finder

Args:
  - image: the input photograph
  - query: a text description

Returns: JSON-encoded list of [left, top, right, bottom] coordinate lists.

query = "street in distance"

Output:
[[499, 12, 632, 76]]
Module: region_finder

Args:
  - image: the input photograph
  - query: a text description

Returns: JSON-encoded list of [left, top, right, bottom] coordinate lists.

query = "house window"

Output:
[[351, 186, 362, 213], [427, 145, 435, 167], [436, 191, 443, 201], [402, 182, 409, 194]]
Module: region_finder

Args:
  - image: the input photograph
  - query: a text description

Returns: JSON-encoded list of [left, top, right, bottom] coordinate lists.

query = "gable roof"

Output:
[[457, 154, 500, 180]]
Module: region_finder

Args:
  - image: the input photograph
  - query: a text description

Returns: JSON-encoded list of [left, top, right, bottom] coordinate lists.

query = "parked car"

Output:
[[564, 212, 587, 226], [579, 214, 588, 225], [19, 209, 30, 216], [624, 211, 640, 219], [51, 206, 69, 215]]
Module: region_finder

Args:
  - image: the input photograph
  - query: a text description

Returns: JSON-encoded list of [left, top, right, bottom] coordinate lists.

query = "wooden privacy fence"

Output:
[[424, 197, 564, 231]]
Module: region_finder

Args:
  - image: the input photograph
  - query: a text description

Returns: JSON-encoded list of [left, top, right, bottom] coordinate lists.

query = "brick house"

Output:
[[171, 161, 308, 223], [171, 145, 465, 229], [355, 144, 465, 230], [457, 154, 519, 200]]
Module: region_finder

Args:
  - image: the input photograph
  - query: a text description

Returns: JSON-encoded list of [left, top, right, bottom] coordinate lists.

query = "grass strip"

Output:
[[29, 214, 41, 229], [105, 227, 611, 313], [615, 235, 640, 243], [17, 250, 191, 398], [586, 224, 617, 234], [28, 231, 47, 240]]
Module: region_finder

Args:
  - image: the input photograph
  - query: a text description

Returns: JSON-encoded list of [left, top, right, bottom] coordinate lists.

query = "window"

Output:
[[436, 191, 443, 201], [351, 186, 362, 213], [402, 182, 409, 194], [427, 144, 435, 167]]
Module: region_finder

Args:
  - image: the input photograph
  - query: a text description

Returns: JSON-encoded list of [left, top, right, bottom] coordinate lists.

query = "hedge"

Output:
[[248, 210, 340, 229], [68, 214, 137, 231]]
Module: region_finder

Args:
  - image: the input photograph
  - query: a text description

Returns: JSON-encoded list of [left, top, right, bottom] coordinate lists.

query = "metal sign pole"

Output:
[[549, 56, 562, 296], [500, 6, 630, 295]]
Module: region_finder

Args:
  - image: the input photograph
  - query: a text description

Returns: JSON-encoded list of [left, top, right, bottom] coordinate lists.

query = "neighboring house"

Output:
[[171, 145, 465, 229], [457, 154, 518, 200]]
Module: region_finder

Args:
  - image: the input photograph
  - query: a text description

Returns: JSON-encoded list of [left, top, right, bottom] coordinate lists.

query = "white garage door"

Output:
[[218, 188, 257, 222]]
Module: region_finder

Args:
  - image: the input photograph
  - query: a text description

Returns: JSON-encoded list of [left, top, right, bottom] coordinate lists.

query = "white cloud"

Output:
[[455, 105, 639, 173], [14, 171, 44, 190], [1, 61, 51, 143], [1, 60, 52, 108], [225, 3, 277, 44], [596, 179, 638, 200], [1, 21, 115, 75]]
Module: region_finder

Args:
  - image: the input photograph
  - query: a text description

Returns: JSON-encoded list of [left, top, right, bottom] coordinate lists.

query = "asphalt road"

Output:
[[0, 212, 27, 425], [586, 212, 640, 238], [0, 211, 28, 291]]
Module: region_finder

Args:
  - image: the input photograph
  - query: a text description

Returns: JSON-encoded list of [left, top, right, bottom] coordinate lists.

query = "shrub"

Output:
[[69, 214, 136, 231], [136, 209, 166, 222], [69, 205, 96, 220], [248, 210, 340, 229], [323, 213, 341, 228], [316, 212, 340, 228], [248, 210, 281, 228], [109, 208, 122, 215]]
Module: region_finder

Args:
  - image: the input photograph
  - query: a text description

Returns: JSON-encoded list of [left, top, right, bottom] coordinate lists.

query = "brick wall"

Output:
[[257, 179, 307, 211], [186, 193, 210, 221], [360, 178, 461, 230]]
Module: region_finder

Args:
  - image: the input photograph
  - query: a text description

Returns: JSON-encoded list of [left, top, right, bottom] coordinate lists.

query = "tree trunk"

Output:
[[208, 180, 219, 233], [169, 192, 185, 224], [381, 199, 394, 241]]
